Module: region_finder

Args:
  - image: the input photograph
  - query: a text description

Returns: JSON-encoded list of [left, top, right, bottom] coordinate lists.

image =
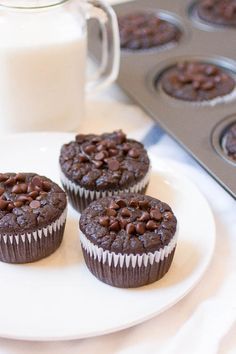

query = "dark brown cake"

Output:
[[0, 173, 67, 263], [222, 122, 236, 160], [118, 12, 181, 50], [197, 0, 236, 26], [59, 131, 150, 212], [161, 61, 235, 102], [79, 193, 177, 288]]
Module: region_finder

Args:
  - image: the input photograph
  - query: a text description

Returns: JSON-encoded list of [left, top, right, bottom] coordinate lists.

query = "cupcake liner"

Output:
[[0, 208, 67, 264], [60, 168, 151, 213], [80, 231, 177, 288]]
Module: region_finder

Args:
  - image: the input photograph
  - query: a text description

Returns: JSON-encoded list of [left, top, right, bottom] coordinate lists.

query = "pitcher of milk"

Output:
[[0, 0, 120, 132]]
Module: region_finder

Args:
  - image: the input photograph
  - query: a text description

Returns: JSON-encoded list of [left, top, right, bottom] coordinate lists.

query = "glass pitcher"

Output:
[[0, 0, 120, 132]]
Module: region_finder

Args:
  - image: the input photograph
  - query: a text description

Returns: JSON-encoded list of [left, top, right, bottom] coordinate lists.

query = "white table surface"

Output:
[[0, 1, 235, 353]]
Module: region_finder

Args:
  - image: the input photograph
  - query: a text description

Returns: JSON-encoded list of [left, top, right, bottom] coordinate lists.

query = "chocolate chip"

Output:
[[136, 222, 146, 235], [109, 149, 118, 156], [0, 174, 7, 182], [78, 154, 88, 163], [138, 200, 149, 209], [7, 203, 14, 211], [150, 209, 162, 221], [32, 176, 43, 188], [15, 173, 26, 182], [0, 187, 5, 196], [99, 216, 110, 227], [121, 207, 131, 217], [119, 218, 128, 229], [107, 159, 120, 171], [106, 208, 117, 217], [4, 177, 15, 187], [129, 199, 139, 208], [42, 181, 51, 192], [29, 200, 41, 209], [14, 201, 23, 208], [84, 144, 96, 154], [17, 195, 30, 202], [126, 223, 136, 234], [109, 201, 120, 209], [146, 220, 159, 230], [128, 148, 140, 158], [116, 199, 127, 208], [94, 152, 105, 161], [12, 185, 22, 194], [163, 211, 173, 220], [28, 191, 39, 199], [109, 220, 120, 232], [92, 160, 103, 168], [19, 183, 27, 193], [0, 199, 8, 210], [27, 183, 34, 193], [202, 81, 215, 90], [138, 211, 150, 222]]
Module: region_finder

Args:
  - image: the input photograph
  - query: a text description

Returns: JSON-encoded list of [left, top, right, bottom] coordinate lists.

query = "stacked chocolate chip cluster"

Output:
[[161, 61, 235, 101], [98, 197, 174, 238], [0, 173, 51, 212], [198, 0, 236, 26], [118, 12, 180, 50]]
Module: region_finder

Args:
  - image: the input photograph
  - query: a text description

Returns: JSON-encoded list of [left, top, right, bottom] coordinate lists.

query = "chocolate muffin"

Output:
[[197, 0, 236, 27], [79, 194, 177, 288], [161, 61, 235, 102], [118, 12, 181, 50], [59, 131, 150, 213], [0, 173, 67, 264], [222, 122, 236, 160]]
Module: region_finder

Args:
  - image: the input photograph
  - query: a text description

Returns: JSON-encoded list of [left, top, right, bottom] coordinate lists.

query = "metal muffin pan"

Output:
[[89, 0, 236, 198]]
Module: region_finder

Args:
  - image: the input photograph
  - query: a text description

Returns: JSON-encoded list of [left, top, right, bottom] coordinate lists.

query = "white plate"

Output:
[[0, 132, 215, 341]]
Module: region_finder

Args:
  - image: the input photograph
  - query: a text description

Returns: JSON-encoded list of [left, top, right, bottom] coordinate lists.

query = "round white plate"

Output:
[[0, 132, 215, 341]]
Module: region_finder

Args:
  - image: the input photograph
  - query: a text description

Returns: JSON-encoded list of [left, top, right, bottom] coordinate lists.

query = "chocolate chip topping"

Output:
[[118, 12, 181, 50], [79, 194, 177, 255], [161, 61, 235, 102], [0, 173, 67, 234], [223, 122, 236, 160], [198, 0, 236, 26], [59, 131, 150, 191]]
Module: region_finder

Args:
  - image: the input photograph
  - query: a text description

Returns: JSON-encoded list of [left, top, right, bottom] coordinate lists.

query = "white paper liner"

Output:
[[60, 167, 151, 200], [0, 208, 67, 245], [80, 231, 178, 269]]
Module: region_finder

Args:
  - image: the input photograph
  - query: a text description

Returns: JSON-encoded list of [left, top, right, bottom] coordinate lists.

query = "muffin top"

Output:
[[118, 12, 180, 50], [0, 173, 67, 234], [59, 131, 150, 191], [161, 61, 235, 101], [79, 194, 177, 255], [223, 122, 236, 160], [197, 0, 236, 26]]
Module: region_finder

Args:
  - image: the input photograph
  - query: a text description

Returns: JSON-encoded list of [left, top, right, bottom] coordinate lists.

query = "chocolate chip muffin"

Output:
[[161, 61, 235, 102], [118, 12, 181, 50], [197, 0, 236, 27], [79, 194, 177, 288], [0, 173, 67, 264], [59, 131, 150, 213], [222, 122, 236, 160]]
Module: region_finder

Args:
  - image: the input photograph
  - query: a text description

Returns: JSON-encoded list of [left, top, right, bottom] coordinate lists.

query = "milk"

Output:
[[0, 4, 87, 132]]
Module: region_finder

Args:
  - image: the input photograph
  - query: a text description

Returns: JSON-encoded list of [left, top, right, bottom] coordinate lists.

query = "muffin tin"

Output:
[[89, 0, 236, 199]]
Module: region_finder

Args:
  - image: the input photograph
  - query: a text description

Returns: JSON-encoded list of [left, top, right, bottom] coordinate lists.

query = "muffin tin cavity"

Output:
[[152, 57, 236, 105], [118, 11, 184, 53], [195, 0, 236, 27], [212, 115, 236, 165]]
